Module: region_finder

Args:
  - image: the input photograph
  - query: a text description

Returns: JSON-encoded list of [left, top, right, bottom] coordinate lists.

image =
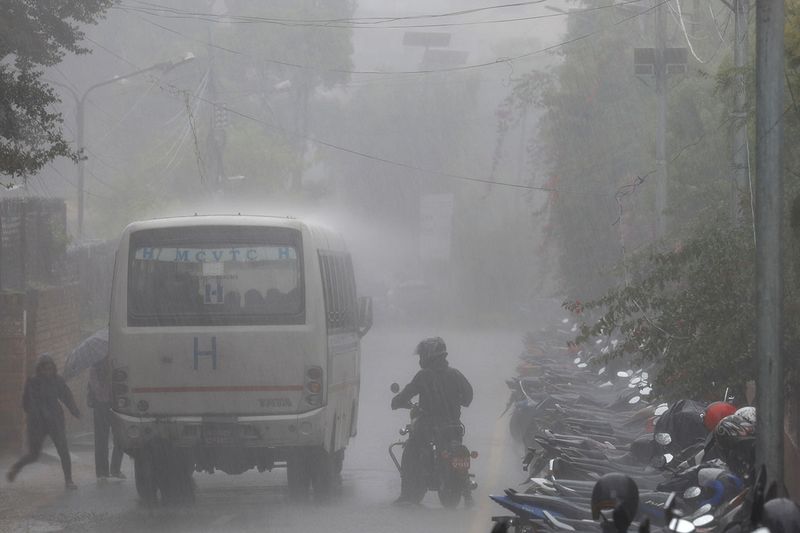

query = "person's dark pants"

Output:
[[11, 424, 72, 482], [400, 431, 428, 498], [400, 422, 468, 501], [93, 403, 122, 477]]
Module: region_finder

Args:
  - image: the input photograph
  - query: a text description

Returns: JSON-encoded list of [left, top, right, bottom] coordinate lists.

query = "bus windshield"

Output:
[[127, 226, 304, 326]]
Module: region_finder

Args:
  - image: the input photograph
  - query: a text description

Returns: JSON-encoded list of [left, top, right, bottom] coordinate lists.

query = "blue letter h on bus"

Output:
[[194, 337, 217, 370]]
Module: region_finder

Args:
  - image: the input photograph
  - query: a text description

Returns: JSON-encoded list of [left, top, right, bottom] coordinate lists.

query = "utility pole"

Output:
[[654, 0, 668, 239], [754, 0, 785, 488], [47, 56, 194, 239], [731, 0, 750, 223]]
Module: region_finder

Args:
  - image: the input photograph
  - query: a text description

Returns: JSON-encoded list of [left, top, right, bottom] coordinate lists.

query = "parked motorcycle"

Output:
[[388, 382, 478, 507]]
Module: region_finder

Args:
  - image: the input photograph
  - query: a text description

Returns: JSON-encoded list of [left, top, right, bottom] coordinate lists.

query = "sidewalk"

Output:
[[0, 436, 131, 532]]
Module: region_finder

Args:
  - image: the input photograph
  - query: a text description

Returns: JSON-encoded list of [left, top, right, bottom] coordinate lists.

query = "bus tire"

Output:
[[161, 451, 195, 505], [310, 447, 338, 500], [134, 451, 157, 505], [287, 449, 311, 499]]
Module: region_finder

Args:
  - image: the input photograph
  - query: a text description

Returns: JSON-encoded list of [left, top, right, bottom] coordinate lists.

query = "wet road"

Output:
[[0, 325, 524, 533]]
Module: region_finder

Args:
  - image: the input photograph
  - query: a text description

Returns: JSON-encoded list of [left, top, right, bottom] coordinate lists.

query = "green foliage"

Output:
[[566, 223, 758, 400], [0, 0, 112, 183]]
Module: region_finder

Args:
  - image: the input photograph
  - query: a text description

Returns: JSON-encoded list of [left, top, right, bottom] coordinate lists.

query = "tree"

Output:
[[0, 0, 112, 184], [558, 0, 800, 400]]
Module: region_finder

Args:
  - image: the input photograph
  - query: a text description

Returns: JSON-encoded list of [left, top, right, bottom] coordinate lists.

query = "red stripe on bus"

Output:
[[131, 385, 304, 393]]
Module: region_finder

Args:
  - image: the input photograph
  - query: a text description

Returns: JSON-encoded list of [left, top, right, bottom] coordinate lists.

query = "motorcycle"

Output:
[[388, 382, 478, 507]]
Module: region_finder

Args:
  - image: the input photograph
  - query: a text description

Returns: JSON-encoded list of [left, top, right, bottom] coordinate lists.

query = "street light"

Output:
[[47, 53, 195, 239]]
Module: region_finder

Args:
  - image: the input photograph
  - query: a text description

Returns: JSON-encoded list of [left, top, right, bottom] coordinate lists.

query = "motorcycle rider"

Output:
[[391, 337, 473, 504]]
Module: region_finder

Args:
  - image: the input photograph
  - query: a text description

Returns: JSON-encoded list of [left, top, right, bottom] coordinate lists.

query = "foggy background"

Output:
[[22, 0, 578, 328]]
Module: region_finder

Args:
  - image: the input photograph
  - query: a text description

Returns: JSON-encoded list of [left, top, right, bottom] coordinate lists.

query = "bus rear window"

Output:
[[127, 226, 304, 326]]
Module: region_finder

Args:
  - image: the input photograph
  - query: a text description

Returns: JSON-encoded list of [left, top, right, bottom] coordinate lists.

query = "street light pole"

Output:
[[49, 56, 195, 239], [754, 0, 785, 488]]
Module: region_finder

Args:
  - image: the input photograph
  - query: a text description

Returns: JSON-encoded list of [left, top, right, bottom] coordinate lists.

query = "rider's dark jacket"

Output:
[[391, 357, 473, 425]]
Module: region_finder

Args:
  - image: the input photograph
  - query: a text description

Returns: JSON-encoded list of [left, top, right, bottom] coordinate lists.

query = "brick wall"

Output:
[[0, 285, 86, 453], [0, 292, 27, 451]]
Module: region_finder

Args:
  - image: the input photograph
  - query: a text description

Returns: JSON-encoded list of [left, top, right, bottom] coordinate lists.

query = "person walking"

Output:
[[7, 354, 81, 489]]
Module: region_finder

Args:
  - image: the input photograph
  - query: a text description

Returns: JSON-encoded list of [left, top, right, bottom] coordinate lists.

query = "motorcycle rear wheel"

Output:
[[437, 483, 462, 508]]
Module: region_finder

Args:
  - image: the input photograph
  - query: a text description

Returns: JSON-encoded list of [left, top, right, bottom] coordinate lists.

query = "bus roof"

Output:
[[121, 215, 347, 251]]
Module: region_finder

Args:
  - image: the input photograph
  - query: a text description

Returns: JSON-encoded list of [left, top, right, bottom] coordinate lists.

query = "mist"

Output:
[[3, 0, 798, 531]]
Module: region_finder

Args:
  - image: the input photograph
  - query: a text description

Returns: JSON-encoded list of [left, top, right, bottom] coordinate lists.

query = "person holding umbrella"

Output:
[[63, 329, 124, 480]]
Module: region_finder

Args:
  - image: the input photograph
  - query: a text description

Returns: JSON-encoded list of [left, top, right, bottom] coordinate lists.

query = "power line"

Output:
[[47, 164, 122, 203], [123, 2, 665, 78], [118, 0, 650, 30], [125, 0, 572, 24], [84, 36, 141, 70]]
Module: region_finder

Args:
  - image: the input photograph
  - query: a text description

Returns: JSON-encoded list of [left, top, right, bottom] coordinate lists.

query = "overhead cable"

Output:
[[117, 0, 650, 30], [126, 2, 667, 78]]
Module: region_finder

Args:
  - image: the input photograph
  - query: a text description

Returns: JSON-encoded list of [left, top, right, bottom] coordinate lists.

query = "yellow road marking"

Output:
[[470, 413, 510, 533]]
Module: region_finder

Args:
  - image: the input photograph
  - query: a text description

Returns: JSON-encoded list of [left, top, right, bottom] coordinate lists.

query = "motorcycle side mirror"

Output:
[[573, 357, 581, 364], [598, 367, 606, 375], [577, 363, 587, 369], [631, 377, 642, 385], [664, 453, 674, 464], [655, 433, 673, 446], [691, 504, 712, 518], [628, 396, 641, 404], [692, 515, 714, 528], [683, 486, 702, 499], [668, 518, 696, 533], [390, 383, 400, 393], [654, 404, 669, 416], [617, 371, 630, 378]]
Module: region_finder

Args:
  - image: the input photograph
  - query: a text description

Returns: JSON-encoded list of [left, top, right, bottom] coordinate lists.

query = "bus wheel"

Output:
[[161, 452, 195, 505], [310, 447, 338, 500], [287, 449, 311, 500], [134, 451, 157, 505]]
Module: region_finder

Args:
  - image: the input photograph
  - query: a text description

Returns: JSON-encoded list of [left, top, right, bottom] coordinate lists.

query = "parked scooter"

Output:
[[388, 382, 478, 507]]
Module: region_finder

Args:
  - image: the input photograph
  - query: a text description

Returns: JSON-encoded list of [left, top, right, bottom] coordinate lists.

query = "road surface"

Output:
[[0, 325, 525, 533]]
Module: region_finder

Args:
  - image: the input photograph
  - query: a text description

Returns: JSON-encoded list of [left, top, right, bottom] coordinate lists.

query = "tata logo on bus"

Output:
[[135, 246, 295, 263], [258, 398, 292, 408]]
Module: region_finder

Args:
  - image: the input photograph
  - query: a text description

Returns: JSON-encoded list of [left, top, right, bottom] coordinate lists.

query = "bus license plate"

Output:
[[451, 456, 470, 470], [203, 424, 236, 445]]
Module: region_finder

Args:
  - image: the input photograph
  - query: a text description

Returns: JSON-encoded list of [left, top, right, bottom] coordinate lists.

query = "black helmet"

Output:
[[415, 337, 447, 362], [591, 473, 639, 530], [759, 498, 800, 533], [714, 414, 755, 476]]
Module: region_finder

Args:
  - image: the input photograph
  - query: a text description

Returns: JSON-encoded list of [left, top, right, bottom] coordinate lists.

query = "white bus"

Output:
[[108, 215, 371, 502]]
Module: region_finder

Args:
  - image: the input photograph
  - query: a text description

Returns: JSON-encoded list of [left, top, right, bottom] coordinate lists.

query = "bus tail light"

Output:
[[305, 366, 324, 406], [112, 366, 130, 412]]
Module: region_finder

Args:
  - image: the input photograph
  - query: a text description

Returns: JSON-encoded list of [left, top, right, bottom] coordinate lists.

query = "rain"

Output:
[[0, 1, 799, 532]]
